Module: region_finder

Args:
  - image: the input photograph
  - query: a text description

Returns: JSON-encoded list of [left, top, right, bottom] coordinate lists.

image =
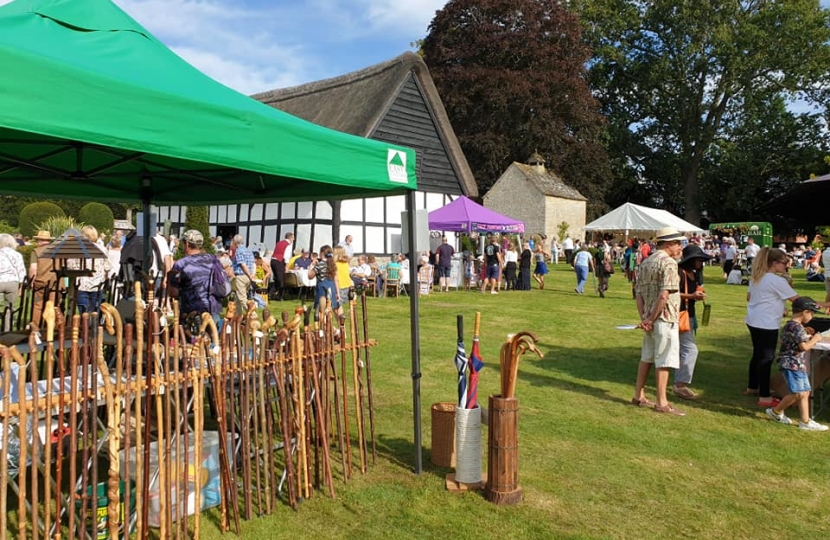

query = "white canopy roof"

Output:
[[584, 202, 703, 234]]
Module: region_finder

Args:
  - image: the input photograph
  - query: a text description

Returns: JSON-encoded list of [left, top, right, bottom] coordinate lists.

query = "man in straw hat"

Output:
[[631, 226, 687, 416], [28, 230, 60, 327], [168, 229, 230, 324]]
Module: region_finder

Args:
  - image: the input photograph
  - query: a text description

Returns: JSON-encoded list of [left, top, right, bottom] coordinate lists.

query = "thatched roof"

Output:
[[252, 52, 478, 197], [512, 163, 587, 201]]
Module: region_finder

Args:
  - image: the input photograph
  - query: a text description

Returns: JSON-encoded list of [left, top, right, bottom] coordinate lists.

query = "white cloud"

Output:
[[2, 0, 444, 93]]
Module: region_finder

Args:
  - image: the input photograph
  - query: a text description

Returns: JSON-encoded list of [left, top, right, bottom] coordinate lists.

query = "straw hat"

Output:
[[655, 227, 684, 243], [33, 230, 53, 241]]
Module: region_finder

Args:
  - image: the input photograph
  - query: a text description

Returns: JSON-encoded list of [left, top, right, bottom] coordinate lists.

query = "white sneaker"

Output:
[[798, 419, 829, 431], [765, 408, 792, 425]]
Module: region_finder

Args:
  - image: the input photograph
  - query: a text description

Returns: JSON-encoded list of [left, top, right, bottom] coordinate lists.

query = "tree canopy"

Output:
[[573, 0, 830, 224], [421, 0, 612, 217]]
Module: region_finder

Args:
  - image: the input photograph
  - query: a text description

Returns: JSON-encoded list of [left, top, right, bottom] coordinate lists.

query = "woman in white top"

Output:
[[76, 225, 112, 315], [745, 247, 829, 407], [503, 242, 519, 290], [0, 233, 26, 328]]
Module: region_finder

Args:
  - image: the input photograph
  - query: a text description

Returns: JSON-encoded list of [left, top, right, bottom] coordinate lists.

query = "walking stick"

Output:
[[53, 308, 67, 540], [132, 283, 146, 540], [359, 293, 377, 464], [337, 313, 352, 479], [122, 323, 134, 540], [348, 293, 367, 473], [11, 345, 28, 540], [67, 315, 80, 540], [206, 321, 233, 532], [95, 324, 120, 540], [26, 324, 39, 540], [42, 303, 56, 537], [0, 348, 11, 539]]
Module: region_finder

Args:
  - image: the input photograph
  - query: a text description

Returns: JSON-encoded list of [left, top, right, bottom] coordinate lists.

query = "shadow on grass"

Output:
[[524, 341, 758, 420]]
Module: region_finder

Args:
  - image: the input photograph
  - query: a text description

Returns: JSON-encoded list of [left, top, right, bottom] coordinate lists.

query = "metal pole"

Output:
[[406, 191, 422, 474], [141, 174, 153, 273]]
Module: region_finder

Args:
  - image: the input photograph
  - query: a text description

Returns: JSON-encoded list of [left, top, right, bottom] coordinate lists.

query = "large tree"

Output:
[[574, 0, 830, 224], [421, 0, 612, 217]]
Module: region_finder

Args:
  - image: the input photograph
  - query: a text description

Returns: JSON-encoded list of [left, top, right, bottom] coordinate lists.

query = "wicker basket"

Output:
[[430, 402, 456, 467]]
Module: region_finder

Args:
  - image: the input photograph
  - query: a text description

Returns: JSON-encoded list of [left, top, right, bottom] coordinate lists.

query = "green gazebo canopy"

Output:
[[0, 0, 417, 204]]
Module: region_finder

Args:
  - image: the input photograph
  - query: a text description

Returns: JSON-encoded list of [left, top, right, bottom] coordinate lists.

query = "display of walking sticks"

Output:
[[0, 271, 379, 540]]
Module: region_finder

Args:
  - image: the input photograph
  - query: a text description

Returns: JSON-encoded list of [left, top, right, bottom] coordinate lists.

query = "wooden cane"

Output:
[[337, 313, 352, 479], [254, 319, 274, 514], [271, 353, 297, 509], [100, 303, 125, 540], [67, 315, 80, 540], [95, 325, 120, 540], [0, 348, 11, 540], [205, 320, 229, 532], [249, 318, 264, 516], [53, 308, 66, 540], [358, 293, 377, 465], [133, 282, 146, 540], [150, 312, 168, 540], [25, 324, 39, 540], [42, 303, 56, 537], [10, 345, 28, 540], [307, 321, 335, 497], [79, 313, 93, 540], [122, 323, 134, 540], [349, 294, 367, 473]]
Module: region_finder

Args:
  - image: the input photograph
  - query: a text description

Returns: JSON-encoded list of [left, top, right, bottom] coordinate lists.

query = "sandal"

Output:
[[630, 397, 655, 408], [653, 404, 686, 416], [673, 385, 699, 400]]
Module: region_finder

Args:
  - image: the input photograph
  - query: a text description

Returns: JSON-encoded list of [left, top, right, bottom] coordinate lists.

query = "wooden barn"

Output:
[[154, 52, 476, 256]]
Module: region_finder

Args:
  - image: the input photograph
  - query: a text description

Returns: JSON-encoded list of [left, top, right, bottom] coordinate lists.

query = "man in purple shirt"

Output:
[[435, 236, 455, 292]]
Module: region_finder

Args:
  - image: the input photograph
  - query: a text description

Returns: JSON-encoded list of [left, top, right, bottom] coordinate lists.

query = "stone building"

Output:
[[483, 153, 586, 241], [153, 52, 476, 256]]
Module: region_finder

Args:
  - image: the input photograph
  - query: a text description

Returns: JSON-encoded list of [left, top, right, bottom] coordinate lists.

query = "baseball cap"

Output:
[[792, 296, 822, 313], [183, 229, 204, 246]]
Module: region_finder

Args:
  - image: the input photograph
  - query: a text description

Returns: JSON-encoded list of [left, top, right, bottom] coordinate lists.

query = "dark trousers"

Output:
[[747, 325, 779, 398], [270, 259, 286, 298], [518, 266, 531, 290], [564, 249, 574, 265], [504, 262, 517, 290]]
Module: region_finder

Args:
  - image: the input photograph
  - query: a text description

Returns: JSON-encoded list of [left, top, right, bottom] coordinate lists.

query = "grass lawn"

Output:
[[198, 262, 830, 540]]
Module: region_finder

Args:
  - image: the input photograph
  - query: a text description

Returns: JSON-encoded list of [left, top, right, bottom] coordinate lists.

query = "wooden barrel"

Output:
[[486, 395, 521, 505], [430, 402, 456, 467]]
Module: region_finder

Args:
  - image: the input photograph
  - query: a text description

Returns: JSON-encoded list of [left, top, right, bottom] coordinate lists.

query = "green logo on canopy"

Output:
[[387, 149, 408, 184]]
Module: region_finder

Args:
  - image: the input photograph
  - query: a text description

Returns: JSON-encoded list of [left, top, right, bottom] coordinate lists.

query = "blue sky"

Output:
[[5, 0, 829, 98], [113, 0, 446, 94]]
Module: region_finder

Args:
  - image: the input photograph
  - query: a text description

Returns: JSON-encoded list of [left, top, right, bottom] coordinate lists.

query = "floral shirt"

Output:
[[777, 320, 810, 372], [635, 250, 680, 323]]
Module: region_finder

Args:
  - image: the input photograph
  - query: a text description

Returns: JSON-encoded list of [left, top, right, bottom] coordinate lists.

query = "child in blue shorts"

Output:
[[766, 296, 828, 431]]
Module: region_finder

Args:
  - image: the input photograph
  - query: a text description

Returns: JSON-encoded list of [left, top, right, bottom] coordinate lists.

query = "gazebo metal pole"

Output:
[[141, 174, 153, 274], [406, 191, 422, 474]]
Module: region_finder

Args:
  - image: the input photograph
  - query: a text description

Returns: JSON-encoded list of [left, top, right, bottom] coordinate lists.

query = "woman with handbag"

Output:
[[674, 244, 711, 400]]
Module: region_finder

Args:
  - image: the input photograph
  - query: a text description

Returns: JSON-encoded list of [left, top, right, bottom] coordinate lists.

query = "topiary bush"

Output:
[[18, 201, 65, 237], [77, 202, 114, 237], [175, 205, 214, 258]]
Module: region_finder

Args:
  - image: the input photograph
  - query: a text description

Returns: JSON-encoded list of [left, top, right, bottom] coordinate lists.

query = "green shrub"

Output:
[[0, 220, 17, 235], [19, 201, 65, 237], [77, 202, 114, 236]]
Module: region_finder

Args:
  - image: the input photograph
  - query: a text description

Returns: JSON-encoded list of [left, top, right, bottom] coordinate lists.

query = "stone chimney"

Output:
[[527, 151, 546, 174]]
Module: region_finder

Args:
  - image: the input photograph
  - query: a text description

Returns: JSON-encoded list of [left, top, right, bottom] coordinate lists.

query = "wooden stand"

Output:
[[485, 395, 522, 505], [430, 402, 456, 467], [444, 472, 486, 492]]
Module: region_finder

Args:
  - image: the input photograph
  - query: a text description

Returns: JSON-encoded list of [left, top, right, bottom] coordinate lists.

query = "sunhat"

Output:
[[33, 230, 53, 241], [655, 227, 685, 243], [679, 244, 713, 265]]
